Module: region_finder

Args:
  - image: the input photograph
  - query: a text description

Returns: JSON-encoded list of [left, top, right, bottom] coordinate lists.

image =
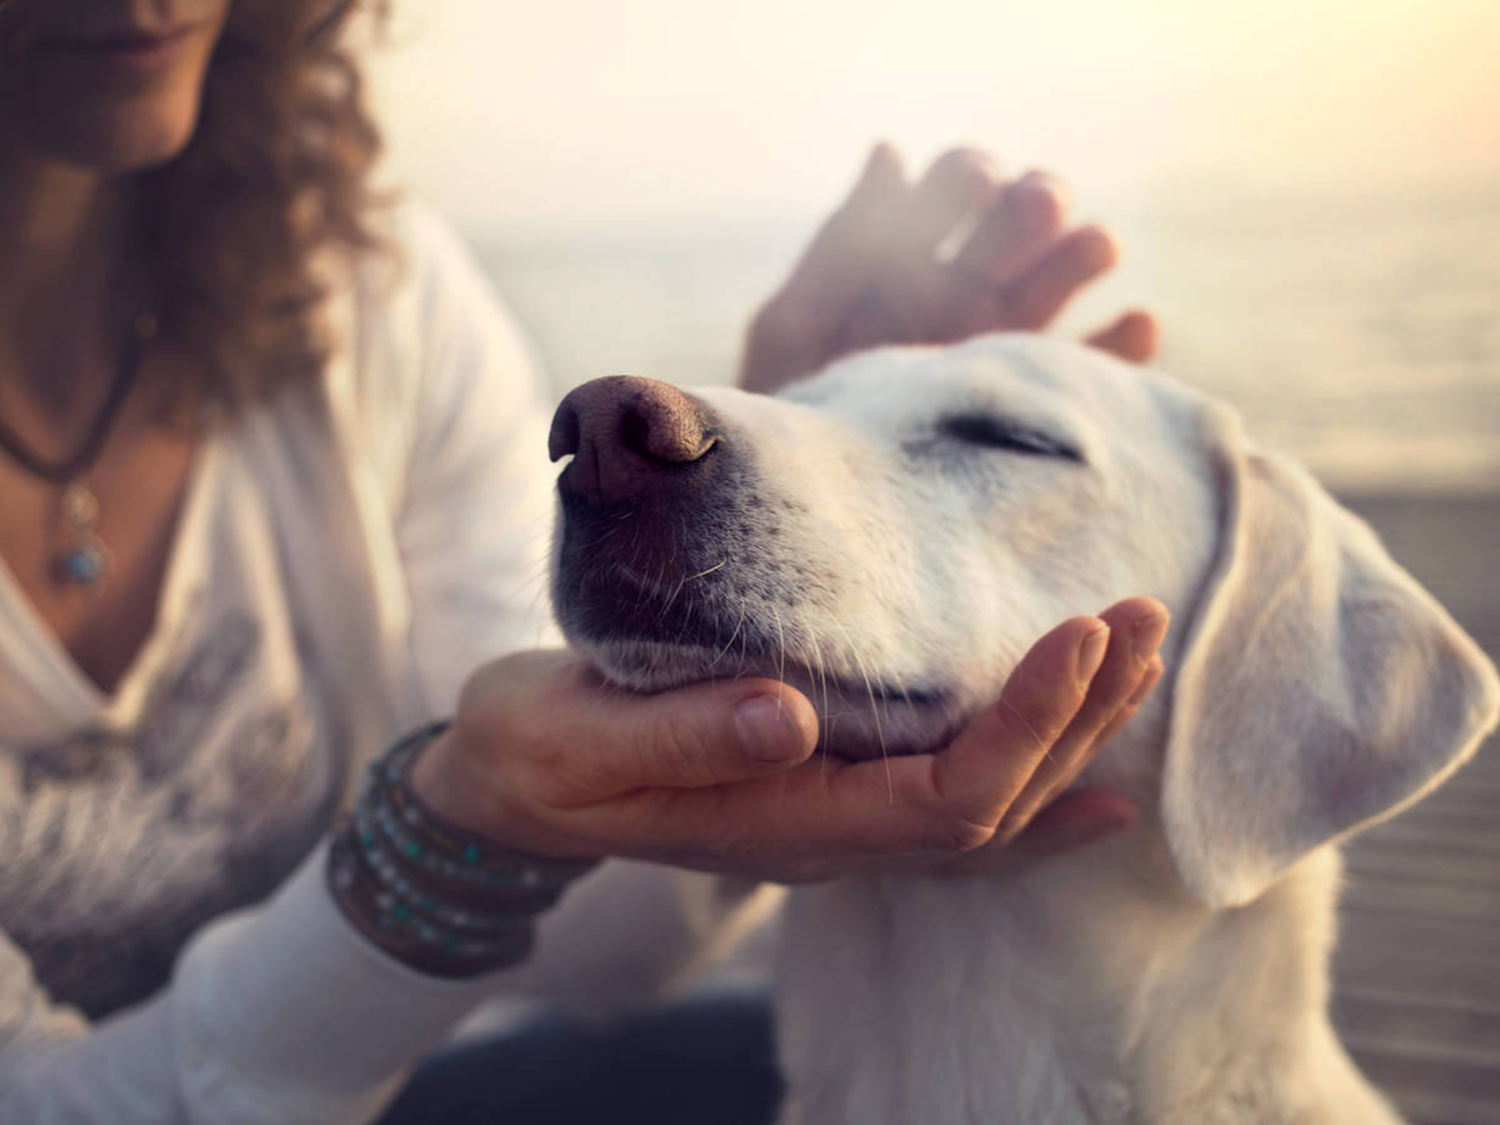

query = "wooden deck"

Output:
[[1331, 492, 1500, 1125]]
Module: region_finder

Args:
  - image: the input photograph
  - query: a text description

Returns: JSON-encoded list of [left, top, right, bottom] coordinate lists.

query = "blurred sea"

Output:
[[468, 186, 1500, 493]]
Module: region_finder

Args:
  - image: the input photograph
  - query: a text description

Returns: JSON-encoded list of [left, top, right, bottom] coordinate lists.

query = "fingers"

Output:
[[907, 148, 1002, 251], [576, 678, 819, 798], [440, 601, 1162, 880], [831, 597, 1164, 873], [994, 599, 1168, 836], [634, 741, 1007, 874], [926, 614, 1112, 831], [717, 613, 1144, 866], [942, 170, 1132, 346], [1001, 224, 1118, 331], [846, 149, 1004, 350], [936, 788, 1138, 877], [765, 143, 906, 334], [740, 144, 908, 393], [742, 143, 1146, 396], [950, 170, 1068, 287], [1092, 653, 1163, 748], [1085, 309, 1159, 364], [596, 598, 1165, 879]]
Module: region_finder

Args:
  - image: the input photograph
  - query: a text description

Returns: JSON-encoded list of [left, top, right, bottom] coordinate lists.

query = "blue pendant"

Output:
[[54, 482, 107, 587], [59, 546, 106, 585]]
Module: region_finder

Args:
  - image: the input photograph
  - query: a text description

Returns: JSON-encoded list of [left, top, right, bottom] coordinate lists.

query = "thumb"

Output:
[[586, 678, 820, 793]]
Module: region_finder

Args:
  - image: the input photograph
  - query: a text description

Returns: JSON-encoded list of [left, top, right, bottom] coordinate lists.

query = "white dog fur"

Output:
[[551, 334, 1500, 1124]]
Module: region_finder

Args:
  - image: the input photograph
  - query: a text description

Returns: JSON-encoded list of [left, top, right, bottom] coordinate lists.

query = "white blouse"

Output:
[[0, 205, 747, 1123]]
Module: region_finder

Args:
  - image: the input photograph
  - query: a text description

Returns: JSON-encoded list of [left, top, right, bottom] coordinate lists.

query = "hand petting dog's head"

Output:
[[550, 333, 1498, 902]]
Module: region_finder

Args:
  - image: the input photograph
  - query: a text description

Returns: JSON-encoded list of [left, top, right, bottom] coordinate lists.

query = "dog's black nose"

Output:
[[549, 375, 720, 508]]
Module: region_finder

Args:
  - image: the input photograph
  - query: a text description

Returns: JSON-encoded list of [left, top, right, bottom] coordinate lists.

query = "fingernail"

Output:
[[734, 694, 805, 762], [1132, 613, 1169, 664], [1076, 624, 1110, 690]]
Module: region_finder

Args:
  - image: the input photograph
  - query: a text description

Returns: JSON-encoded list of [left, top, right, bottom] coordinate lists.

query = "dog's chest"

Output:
[[773, 871, 1144, 1125], [769, 847, 1394, 1125]]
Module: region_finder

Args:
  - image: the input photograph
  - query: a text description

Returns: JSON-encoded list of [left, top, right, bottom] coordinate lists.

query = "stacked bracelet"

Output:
[[328, 721, 599, 978]]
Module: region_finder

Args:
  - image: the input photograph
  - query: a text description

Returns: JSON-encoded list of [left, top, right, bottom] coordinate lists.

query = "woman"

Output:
[[0, 1, 1166, 1120]]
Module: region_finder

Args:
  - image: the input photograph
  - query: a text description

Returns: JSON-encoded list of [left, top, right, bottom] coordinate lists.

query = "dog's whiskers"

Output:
[[504, 559, 550, 612], [830, 616, 892, 802], [658, 557, 728, 628], [656, 556, 725, 624], [672, 594, 698, 648], [770, 605, 789, 727], [807, 628, 833, 776], [648, 552, 675, 625], [711, 597, 749, 668], [685, 558, 727, 582], [735, 594, 754, 681], [492, 520, 557, 632]]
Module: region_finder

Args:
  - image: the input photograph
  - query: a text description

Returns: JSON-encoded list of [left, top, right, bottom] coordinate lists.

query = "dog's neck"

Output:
[[772, 721, 1396, 1125]]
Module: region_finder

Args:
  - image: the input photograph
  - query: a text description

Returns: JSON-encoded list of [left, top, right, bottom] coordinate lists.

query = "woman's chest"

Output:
[[0, 430, 374, 1017], [0, 418, 198, 695], [0, 607, 343, 1017]]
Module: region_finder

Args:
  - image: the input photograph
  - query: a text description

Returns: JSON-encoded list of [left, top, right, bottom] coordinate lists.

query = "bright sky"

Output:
[[369, 0, 1500, 227]]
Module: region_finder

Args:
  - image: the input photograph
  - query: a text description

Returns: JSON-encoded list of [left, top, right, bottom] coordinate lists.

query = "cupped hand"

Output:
[[739, 144, 1159, 396], [411, 598, 1167, 884]]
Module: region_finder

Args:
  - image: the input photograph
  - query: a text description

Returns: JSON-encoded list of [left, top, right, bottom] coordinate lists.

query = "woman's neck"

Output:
[[0, 153, 132, 420]]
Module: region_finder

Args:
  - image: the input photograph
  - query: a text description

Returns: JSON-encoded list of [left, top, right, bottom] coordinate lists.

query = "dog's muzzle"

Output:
[[549, 376, 747, 650]]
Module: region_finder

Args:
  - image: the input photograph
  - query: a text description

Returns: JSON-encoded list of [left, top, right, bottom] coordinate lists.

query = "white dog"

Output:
[[547, 334, 1500, 1124]]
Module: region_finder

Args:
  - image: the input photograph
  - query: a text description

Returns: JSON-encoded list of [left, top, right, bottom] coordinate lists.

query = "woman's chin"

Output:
[[1, 26, 218, 174], [30, 100, 203, 174]]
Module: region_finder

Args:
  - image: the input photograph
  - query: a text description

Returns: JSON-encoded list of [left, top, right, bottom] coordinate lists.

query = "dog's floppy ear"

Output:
[[1161, 406, 1500, 908]]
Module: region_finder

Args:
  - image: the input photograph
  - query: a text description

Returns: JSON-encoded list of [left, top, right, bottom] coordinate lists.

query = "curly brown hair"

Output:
[[140, 0, 390, 410]]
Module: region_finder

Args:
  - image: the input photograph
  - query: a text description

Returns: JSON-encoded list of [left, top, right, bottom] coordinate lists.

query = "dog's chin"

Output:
[[573, 636, 962, 762]]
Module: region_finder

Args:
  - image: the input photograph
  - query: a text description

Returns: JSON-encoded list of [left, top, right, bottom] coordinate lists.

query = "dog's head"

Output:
[[549, 333, 1499, 907]]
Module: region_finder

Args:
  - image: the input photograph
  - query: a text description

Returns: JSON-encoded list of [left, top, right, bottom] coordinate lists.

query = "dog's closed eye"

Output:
[[936, 413, 1084, 462]]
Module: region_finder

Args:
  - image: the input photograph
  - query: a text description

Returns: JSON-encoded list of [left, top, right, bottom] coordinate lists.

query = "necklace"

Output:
[[0, 310, 157, 587]]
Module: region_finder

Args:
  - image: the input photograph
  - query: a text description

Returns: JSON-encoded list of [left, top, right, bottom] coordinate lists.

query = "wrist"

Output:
[[408, 725, 494, 835], [327, 723, 598, 979], [409, 715, 604, 862]]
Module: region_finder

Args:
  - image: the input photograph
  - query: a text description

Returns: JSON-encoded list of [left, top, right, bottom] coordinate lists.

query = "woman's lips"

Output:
[[36, 26, 202, 76]]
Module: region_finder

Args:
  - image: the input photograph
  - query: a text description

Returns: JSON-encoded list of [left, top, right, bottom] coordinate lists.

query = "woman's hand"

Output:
[[410, 598, 1167, 884], [739, 145, 1159, 396]]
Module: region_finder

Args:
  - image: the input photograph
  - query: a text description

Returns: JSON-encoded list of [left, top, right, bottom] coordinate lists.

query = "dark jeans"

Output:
[[378, 994, 784, 1125]]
